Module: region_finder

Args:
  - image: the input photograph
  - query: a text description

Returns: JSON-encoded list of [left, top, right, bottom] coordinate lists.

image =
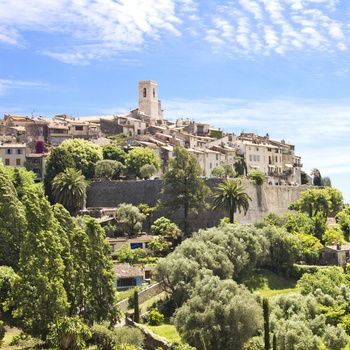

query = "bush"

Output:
[[114, 326, 144, 348], [288, 264, 334, 279], [148, 309, 164, 326], [0, 321, 5, 345]]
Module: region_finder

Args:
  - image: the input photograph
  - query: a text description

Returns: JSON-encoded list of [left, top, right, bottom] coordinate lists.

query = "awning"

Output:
[[268, 165, 275, 168], [250, 165, 260, 168], [285, 164, 293, 168]]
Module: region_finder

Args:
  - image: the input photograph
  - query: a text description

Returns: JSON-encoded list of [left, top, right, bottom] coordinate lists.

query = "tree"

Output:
[[139, 163, 157, 179], [247, 169, 266, 185], [300, 171, 309, 185], [151, 216, 181, 237], [114, 203, 146, 237], [102, 144, 127, 164], [174, 276, 263, 350], [289, 187, 343, 219], [212, 178, 251, 224], [52, 168, 89, 215], [133, 291, 140, 323], [160, 145, 211, 235], [95, 160, 124, 180], [234, 157, 247, 177], [310, 168, 322, 186], [0, 164, 28, 269], [81, 216, 119, 325], [44, 139, 101, 203], [263, 298, 270, 350], [125, 147, 161, 178], [321, 176, 332, 187], [12, 186, 69, 340], [335, 205, 350, 241], [210, 165, 226, 178], [137, 203, 156, 234]]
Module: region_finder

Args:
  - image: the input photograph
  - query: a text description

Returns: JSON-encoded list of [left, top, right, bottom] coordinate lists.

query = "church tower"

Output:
[[138, 80, 163, 120]]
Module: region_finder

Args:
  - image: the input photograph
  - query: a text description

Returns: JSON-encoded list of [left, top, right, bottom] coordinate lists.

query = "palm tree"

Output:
[[212, 179, 251, 223], [52, 168, 89, 215]]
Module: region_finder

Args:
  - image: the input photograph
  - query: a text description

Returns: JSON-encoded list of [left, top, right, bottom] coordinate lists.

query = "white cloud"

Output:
[[0, 79, 46, 96], [0, 0, 348, 62]]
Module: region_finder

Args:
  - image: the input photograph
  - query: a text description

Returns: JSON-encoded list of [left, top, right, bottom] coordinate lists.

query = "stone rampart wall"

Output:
[[86, 179, 308, 230]]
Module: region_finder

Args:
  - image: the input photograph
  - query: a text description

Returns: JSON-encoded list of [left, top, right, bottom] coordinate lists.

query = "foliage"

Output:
[[311, 168, 322, 186], [210, 165, 226, 178], [284, 212, 313, 235], [263, 212, 288, 227], [140, 163, 157, 179], [102, 144, 127, 164], [289, 187, 344, 219], [335, 205, 350, 241], [138, 203, 156, 234], [0, 320, 5, 345], [321, 176, 332, 187], [322, 324, 348, 350], [151, 217, 181, 237], [0, 266, 19, 317], [91, 324, 144, 350], [114, 203, 146, 237], [44, 139, 102, 202], [95, 160, 124, 179], [81, 216, 120, 325], [212, 178, 251, 223], [49, 316, 91, 350], [12, 186, 69, 340], [174, 276, 263, 350], [295, 233, 323, 264], [234, 157, 247, 177], [247, 169, 266, 185], [114, 326, 144, 349], [323, 227, 345, 245], [148, 237, 172, 257], [0, 164, 28, 269], [257, 224, 302, 273], [263, 298, 270, 350], [134, 291, 140, 323], [300, 171, 309, 185], [113, 244, 146, 264], [52, 168, 89, 215], [148, 308, 164, 325], [125, 147, 161, 178], [160, 145, 211, 235]]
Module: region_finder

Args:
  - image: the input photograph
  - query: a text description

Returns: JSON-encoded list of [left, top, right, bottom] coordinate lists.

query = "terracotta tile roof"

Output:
[[113, 263, 143, 278]]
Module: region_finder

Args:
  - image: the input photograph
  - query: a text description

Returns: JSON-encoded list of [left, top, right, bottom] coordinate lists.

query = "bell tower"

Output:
[[138, 80, 163, 120]]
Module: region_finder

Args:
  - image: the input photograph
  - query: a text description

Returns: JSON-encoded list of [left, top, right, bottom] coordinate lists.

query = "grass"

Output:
[[146, 322, 181, 343], [1, 326, 21, 350], [243, 269, 301, 298]]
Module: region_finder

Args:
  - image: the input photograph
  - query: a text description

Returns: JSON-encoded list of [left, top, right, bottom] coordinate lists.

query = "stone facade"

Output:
[[86, 179, 307, 230]]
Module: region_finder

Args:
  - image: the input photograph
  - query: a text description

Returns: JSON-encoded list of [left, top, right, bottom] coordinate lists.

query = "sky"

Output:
[[0, 0, 349, 203]]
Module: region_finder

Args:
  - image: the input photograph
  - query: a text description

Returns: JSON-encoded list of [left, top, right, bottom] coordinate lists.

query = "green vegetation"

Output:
[[125, 147, 161, 178], [212, 178, 251, 223], [160, 145, 211, 235]]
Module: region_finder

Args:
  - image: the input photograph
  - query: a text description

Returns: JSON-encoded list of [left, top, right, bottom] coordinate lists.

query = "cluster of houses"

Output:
[[0, 80, 303, 186], [2, 80, 346, 289]]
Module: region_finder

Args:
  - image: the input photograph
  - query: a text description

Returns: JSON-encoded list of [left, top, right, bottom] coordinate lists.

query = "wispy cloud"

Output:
[[0, 0, 348, 63], [0, 79, 46, 96]]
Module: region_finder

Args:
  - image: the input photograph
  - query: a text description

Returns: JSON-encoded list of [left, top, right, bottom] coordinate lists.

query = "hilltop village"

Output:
[[0, 80, 303, 185]]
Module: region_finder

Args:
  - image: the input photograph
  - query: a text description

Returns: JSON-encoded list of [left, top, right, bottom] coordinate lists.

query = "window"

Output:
[[5, 159, 10, 166], [117, 278, 136, 287], [16, 149, 22, 154], [256, 147, 259, 151], [153, 88, 155, 98], [6, 149, 12, 154], [216, 154, 218, 160], [143, 88, 146, 97], [75, 126, 83, 131], [16, 159, 21, 166], [268, 148, 272, 151], [249, 155, 252, 161]]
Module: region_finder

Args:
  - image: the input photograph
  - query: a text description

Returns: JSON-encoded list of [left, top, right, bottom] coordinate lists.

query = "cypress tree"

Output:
[[134, 291, 140, 323], [263, 298, 270, 350]]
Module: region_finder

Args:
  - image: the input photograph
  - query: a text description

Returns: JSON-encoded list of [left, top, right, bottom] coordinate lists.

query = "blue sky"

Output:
[[1, 0, 349, 203]]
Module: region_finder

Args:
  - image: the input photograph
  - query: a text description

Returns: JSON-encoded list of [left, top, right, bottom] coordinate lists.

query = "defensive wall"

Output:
[[86, 179, 307, 230]]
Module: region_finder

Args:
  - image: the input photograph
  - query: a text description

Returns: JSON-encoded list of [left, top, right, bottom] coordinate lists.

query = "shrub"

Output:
[[148, 309, 164, 326], [0, 321, 5, 345]]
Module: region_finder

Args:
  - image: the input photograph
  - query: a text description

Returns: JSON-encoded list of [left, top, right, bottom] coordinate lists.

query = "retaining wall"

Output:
[[86, 179, 308, 230]]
